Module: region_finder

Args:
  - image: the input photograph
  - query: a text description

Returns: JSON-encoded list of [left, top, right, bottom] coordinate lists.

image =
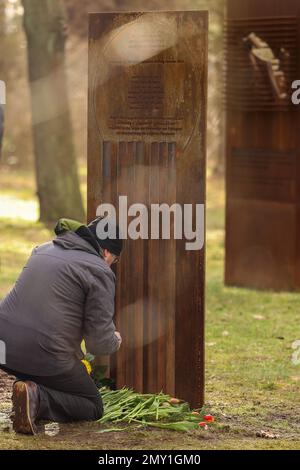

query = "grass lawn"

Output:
[[0, 166, 299, 450]]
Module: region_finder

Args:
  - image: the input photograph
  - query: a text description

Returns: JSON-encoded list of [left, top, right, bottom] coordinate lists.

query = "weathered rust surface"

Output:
[[225, 0, 300, 291], [88, 11, 208, 407]]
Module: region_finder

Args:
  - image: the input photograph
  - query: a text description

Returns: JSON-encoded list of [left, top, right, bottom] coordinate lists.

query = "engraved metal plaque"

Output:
[[88, 11, 208, 407]]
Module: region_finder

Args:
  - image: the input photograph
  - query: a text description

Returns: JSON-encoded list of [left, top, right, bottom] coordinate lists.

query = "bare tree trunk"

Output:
[[22, 0, 85, 222]]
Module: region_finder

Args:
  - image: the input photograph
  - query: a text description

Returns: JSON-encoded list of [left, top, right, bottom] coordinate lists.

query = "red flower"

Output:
[[204, 414, 214, 423], [198, 421, 207, 427]]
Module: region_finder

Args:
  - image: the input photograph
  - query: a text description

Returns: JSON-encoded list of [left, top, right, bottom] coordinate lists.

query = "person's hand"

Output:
[[115, 331, 122, 347]]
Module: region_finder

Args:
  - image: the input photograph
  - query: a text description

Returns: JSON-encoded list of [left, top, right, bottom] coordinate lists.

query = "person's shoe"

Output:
[[12, 381, 40, 435]]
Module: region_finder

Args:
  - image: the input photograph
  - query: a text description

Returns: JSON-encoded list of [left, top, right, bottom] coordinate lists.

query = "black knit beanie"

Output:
[[88, 216, 123, 257]]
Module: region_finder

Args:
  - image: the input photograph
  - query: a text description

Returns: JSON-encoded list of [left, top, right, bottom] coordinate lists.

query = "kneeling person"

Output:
[[0, 217, 123, 435]]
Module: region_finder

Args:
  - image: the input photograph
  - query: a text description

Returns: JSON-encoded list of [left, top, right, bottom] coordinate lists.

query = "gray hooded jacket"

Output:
[[0, 231, 119, 376]]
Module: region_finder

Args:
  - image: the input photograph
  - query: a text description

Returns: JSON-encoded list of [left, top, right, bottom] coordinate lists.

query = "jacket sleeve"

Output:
[[83, 267, 120, 356]]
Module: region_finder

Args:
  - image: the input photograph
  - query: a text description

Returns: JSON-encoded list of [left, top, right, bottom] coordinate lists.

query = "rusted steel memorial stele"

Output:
[[225, 0, 300, 291], [87, 11, 208, 407]]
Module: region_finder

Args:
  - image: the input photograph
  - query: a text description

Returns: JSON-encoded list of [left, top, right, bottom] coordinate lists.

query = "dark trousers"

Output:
[[0, 361, 103, 423]]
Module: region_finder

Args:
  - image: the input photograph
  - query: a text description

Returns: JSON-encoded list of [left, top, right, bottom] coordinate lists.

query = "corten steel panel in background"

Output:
[[88, 11, 208, 408], [225, 0, 300, 291]]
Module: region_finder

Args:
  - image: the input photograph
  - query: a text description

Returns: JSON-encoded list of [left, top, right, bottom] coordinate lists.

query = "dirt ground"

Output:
[[1, 369, 300, 451], [0, 369, 14, 403]]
